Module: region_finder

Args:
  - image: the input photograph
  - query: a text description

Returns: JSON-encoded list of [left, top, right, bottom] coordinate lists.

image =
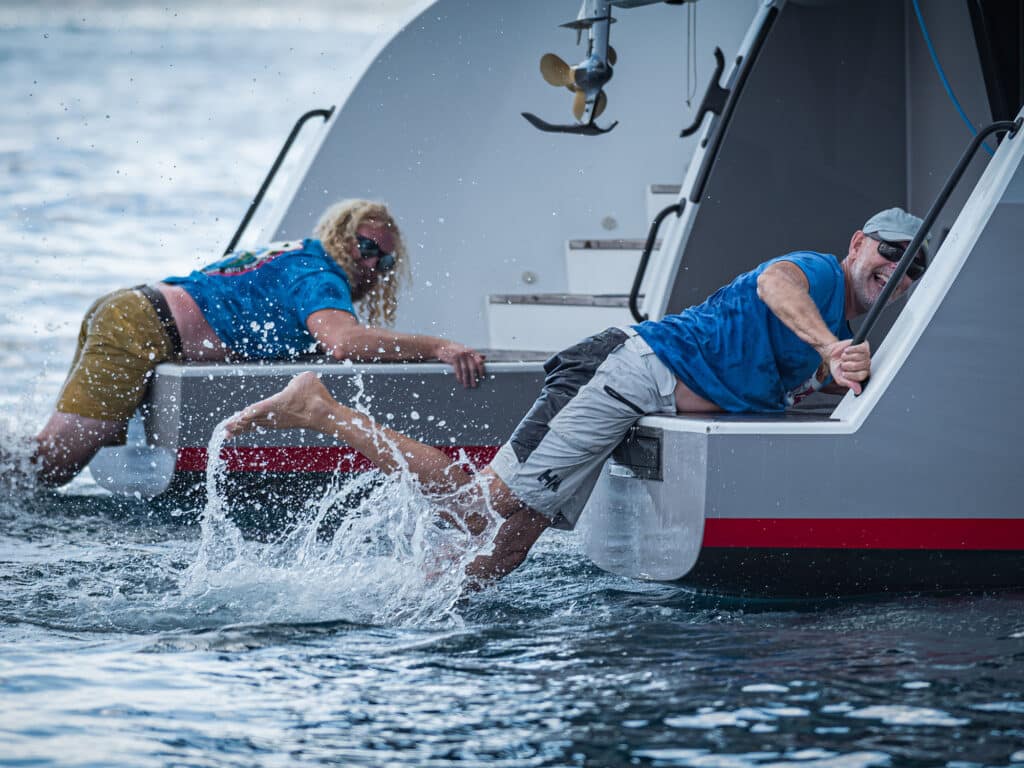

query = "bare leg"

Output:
[[34, 411, 126, 487], [227, 372, 552, 582], [226, 372, 471, 489], [464, 496, 551, 584], [227, 373, 513, 532]]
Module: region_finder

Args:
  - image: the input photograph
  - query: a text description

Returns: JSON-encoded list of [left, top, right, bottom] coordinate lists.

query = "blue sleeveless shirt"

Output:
[[634, 251, 851, 412], [164, 238, 356, 359]]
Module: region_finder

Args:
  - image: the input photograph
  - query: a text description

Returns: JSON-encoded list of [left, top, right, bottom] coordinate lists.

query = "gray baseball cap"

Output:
[[863, 207, 923, 243]]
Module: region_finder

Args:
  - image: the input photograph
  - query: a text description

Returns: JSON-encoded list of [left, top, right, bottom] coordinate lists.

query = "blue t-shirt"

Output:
[[634, 251, 851, 412], [164, 238, 356, 359]]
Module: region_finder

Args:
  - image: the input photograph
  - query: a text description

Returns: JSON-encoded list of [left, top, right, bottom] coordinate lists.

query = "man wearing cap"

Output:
[[226, 207, 928, 585], [635, 205, 928, 412]]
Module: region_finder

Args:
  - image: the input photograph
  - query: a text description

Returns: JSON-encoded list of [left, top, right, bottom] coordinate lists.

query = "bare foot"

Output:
[[225, 372, 337, 437]]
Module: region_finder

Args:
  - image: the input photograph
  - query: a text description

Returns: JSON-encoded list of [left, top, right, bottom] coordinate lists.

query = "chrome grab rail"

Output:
[[224, 106, 335, 255]]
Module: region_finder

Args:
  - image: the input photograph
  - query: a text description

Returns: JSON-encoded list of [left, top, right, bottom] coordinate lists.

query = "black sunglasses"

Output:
[[866, 232, 927, 281], [356, 234, 396, 273]]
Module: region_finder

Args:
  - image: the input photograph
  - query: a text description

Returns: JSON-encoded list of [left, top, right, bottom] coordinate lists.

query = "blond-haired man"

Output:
[[34, 199, 484, 486]]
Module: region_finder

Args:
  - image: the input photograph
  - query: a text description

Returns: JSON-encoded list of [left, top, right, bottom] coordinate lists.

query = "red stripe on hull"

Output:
[[176, 445, 499, 473], [702, 518, 1024, 551], [173, 449, 1023, 551]]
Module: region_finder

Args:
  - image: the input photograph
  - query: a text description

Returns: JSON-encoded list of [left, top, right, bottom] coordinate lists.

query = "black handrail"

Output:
[[224, 107, 335, 255], [629, 201, 684, 322], [852, 117, 1021, 347]]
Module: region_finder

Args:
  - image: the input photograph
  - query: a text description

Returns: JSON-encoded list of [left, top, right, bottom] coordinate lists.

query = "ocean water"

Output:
[[2, 3, 1024, 767]]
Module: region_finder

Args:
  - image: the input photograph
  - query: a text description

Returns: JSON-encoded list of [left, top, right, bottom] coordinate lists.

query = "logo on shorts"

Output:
[[538, 469, 562, 492]]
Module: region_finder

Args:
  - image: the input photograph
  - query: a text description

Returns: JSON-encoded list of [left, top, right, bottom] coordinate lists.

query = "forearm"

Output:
[[308, 309, 485, 388], [326, 327, 444, 362], [757, 264, 870, 392], [757, 270, 838, 357]]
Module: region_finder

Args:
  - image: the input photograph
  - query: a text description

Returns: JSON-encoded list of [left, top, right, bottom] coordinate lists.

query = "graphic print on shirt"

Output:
[[201, 242, 304, 277]]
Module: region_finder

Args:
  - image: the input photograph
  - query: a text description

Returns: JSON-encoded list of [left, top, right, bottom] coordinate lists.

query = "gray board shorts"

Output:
[[490, 327, 677, 530]]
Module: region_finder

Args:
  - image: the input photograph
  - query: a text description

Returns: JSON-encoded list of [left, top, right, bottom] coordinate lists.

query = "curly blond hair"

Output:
[[314, 199, 409, 327]]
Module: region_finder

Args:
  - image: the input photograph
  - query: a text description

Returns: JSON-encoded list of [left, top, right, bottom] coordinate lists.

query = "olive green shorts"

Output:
[[56, 288, 176, 424]]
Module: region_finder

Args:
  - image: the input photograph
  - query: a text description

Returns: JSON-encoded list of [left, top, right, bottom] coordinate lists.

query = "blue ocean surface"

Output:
[[1, 2, 1024, 767]]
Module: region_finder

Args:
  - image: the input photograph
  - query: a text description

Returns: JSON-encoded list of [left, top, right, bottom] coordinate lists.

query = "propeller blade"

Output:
[[594, 89, 607, 119], [573, 89, 587, 121], [540, 53, 574, 88], [608, 46, 617, 66], [573, 89, 589, 121]]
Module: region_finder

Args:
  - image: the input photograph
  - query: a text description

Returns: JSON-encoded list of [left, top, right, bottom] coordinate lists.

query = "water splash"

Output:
[[180, 418, 247, 584], [177, 407, 502, 628], [0, 417, 38, 499]]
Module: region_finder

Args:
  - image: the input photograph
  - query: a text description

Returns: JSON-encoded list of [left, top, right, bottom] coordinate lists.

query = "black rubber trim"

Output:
[[689, 6, 778, 204], [682, 547, 1024, 597], [967, 0, 1022, 124], [679, 48, 729, 138]]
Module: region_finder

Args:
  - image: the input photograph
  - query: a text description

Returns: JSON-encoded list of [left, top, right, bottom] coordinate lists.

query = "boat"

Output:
[[88, 0, 1024, 596]]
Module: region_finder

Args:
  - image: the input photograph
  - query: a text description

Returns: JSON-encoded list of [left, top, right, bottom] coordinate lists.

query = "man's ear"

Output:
[[847, 229, 866, 261]]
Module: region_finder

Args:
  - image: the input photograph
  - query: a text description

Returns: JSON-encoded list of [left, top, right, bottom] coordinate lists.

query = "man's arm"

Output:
[[756, 261, 870, 394], [307, 308, 486, 388]]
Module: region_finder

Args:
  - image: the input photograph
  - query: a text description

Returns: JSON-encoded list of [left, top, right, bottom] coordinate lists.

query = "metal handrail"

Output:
[[224, 106, 335, 255], [852, 116, 1022, 347], [629, 201, 684, 322]]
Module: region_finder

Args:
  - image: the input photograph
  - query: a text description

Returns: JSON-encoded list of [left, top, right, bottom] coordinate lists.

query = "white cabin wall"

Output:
[[270, 0, 757, 346]]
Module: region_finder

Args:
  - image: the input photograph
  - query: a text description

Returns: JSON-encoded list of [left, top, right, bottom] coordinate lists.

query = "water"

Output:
[[2, 3, 1024, 766]]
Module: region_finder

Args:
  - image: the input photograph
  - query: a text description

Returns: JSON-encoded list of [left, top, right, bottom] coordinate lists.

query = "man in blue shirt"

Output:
[[33, 199, 486, 487], [226, 207, 926, 585]]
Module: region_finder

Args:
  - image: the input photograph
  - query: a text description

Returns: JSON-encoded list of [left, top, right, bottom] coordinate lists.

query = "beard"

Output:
[[853, 280, 881, 313], [852, 263, 900, 314]]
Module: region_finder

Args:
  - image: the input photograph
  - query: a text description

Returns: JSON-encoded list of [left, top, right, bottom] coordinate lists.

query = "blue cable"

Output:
[[912, 0, 994, 156]]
